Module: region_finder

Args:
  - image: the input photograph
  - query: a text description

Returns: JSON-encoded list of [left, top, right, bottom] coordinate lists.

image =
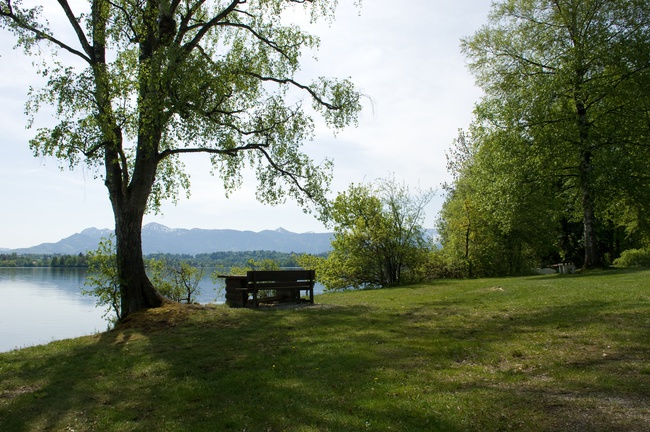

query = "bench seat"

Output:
[[220, 270, 315, 307], [248, 270, 315, 307]]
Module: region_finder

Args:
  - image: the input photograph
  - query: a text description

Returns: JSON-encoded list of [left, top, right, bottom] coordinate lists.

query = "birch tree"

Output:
[[1, 0, 361, 317]]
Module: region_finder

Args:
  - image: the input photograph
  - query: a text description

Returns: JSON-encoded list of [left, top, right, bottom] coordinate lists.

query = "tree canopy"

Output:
[[1, 0, 361, 317], [300, 177, 434, 290], [451, 0, 650, 271], [437, 129, 559, 277]]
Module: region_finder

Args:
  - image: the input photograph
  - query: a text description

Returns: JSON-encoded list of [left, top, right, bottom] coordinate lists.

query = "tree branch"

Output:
[[216, 21, 292, 61], [245, 72, 340, 111], [157, 140, 315, 200], [108, 0, 140, 43], [181, 0, 241, 55], [256, 146, 315, 199], [56, 0, 93, 59], [158, 142, 269, 160], [0, 1, 92, 63]]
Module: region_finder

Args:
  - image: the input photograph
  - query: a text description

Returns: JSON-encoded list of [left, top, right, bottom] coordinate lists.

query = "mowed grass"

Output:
[[1, 269, 649, 431]]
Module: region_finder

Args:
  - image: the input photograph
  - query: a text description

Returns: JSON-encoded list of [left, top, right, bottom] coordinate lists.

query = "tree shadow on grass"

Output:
[[0, 304, 461, 431], [382, 296, 650, 430], [0, 292, 648, 431], [528, 266, 650, 281]]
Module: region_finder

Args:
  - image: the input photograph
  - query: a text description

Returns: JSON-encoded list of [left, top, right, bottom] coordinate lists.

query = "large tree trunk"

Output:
[[580, 150, 600, 270], [107, 142, 166, 317], [580, 177, 599, 270], [104, 148, 166, 319], [114, 206, 164, 318], [574, 81, 600, 270]]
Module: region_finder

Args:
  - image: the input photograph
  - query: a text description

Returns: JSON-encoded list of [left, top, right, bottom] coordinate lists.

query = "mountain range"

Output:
[[4, 223, 334, 255]]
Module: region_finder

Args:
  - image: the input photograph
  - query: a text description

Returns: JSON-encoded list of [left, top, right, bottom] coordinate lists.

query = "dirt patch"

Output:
[[0, 384, 41, 400], [255, 302, 338, 311], [541, 391, 650, 432], [116, 301, 334, 332], [117, 301, 204, 331]]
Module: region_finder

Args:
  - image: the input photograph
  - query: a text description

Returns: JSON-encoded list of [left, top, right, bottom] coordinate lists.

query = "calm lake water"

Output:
[[1, 268, 325, 353], [0, 267, 225, 353]]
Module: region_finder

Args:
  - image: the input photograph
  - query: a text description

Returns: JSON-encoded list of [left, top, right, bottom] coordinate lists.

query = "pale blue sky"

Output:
[[0, 1, 491, 249]]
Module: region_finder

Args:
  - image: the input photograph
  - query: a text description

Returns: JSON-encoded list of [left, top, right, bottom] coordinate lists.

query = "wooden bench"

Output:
[[220, 270, 315, 308]]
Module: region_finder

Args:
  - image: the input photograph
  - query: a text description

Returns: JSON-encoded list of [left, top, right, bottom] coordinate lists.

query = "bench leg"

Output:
[[241, 289, 248, 307]]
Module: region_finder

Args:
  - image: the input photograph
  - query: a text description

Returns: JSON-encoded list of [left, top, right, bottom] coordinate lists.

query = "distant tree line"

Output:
[[0, 253, 89, 268], [145, 251, 309, 269], [0, 251, 308, 269]]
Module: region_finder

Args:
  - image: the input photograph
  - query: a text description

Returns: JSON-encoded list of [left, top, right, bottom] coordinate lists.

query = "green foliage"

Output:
[[147, 258, 179, 302], [295, 252, 350, 291], [192, 251, 301, 269], [613, 249, 650, 268], [436, 130, 558, 278], [452, 0, 650, 270], [174, 262, 204, 304], [1, 0, 362, 316], [0, 253, 47, 267], [0, 253, 88, 268], [422, 247, 466, 280], [211, 258, 281, 278], [82, 236, 121, 324], [149, 259, 204, 304], [313, 177, 434, 290], [49, 253, 89, 267]]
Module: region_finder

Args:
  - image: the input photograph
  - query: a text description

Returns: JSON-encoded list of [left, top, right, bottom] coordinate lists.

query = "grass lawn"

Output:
[[1, 268, 649, 431]]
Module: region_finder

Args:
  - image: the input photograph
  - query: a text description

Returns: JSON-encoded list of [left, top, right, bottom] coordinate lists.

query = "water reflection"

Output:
[[0, 268, 321, 352], [0, 268, 227, 352], [0, 268, 106, 352]]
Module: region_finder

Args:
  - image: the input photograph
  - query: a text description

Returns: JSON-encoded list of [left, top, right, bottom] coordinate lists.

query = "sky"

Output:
[[0, 0, 492, 249]]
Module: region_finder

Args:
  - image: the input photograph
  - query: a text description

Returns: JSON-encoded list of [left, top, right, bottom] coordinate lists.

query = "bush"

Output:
[[613, 248, 650, 267], [83, 236, 121, 324], [148, 259, 204, 304], [419, 248, 471, 279], [84, 238, 207, 324]]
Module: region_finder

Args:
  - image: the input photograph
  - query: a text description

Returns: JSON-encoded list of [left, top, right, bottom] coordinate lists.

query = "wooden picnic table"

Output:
[[218, 270, 315, 308]]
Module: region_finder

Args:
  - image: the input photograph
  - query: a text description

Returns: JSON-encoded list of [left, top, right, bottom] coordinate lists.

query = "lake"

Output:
[[0, 267, 325, 353], [0, 267, 226, 353]]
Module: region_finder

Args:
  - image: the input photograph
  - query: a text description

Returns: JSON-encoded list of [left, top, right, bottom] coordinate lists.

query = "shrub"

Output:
[[84, 238, 206, 324], [83, 236, 121, 324], [613, 248, 650, 267], [148, 258, 205, 303]]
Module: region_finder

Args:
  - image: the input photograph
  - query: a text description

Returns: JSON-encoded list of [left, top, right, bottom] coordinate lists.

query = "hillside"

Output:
[[6, 223, 333, 255], [0, 269, 648, 430]]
